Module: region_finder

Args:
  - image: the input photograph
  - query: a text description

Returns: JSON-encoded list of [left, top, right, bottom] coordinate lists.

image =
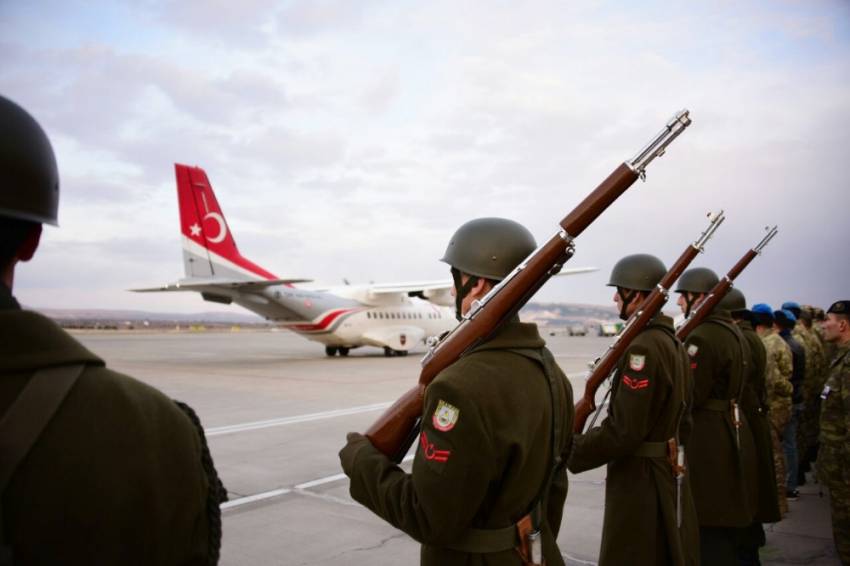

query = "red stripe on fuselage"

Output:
[[286, 308, 360, 333]]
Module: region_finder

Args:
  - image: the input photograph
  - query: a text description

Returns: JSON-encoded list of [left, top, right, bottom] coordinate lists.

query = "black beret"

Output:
[[827, 301, 849, 315]]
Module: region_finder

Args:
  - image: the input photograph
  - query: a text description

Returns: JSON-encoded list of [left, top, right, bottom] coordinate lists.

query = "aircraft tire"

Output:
[[325, 346, 338, 357], [338, 347, 350, 356], [383, 347, 394, 357]]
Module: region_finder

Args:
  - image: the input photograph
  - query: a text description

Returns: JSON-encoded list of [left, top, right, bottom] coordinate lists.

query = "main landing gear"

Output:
[[383, 347, 409, 357], [325, 346, 350, 357]]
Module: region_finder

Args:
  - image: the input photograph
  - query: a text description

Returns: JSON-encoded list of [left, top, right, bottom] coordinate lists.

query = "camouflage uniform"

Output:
[[794, 324, 827, 475], [819, 342, 850, 563], [760, 328, 793, 517]]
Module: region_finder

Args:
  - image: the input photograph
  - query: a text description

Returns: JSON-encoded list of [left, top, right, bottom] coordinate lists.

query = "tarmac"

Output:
[[73, 329, 842, 565]]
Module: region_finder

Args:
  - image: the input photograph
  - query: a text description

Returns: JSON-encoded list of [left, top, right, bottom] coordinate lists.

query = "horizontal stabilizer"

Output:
[[131, 278, 313, 293]]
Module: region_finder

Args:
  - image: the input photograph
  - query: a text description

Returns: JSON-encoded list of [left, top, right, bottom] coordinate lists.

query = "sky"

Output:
[[2, 0, 848, 314]]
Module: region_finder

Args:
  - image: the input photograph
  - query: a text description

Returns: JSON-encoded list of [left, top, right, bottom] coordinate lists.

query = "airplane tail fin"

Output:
[[175, 164, 277, 281]]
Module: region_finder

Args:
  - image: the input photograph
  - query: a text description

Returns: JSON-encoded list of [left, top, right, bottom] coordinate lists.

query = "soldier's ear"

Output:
[[16, 224, 42, 262]]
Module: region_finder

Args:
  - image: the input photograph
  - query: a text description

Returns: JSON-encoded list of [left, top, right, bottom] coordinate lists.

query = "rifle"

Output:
[[675, 225, 778, 340], [365, 110, 693, 462], [573, 210, 726, 434]]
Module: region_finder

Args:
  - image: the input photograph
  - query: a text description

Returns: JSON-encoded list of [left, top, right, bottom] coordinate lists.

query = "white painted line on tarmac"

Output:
[[223, 454, 416, 512], [221, 488, 292, 510], [206, 402, 393, 437], [563, 553, 597, 565]]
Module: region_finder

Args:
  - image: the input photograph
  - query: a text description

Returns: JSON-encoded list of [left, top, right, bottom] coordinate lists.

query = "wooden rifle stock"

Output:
[[365, 110, 693, 462], [676, 225, 778, 340], [573, 211, 725, 433]]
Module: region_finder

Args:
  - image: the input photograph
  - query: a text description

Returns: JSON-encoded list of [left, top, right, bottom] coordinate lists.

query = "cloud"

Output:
[[2, 0, 849, 313]]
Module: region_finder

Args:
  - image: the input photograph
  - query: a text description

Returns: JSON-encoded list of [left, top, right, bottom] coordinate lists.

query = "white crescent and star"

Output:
[[204, 212, 228, 243], [187, 213, 227, 244]]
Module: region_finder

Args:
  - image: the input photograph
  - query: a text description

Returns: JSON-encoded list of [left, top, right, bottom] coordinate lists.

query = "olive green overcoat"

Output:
[[0, 289, 218, 565], [568, 315, 699, 566], [340, 321, 574, 566], [737, 319, 781, 523], [684, 310, 756, 528]]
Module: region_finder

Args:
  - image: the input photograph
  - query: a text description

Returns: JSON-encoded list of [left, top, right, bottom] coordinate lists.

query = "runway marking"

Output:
[[222, 455, 415, 512], [205, 402, 393, 437], [221, 488, 292, 510], [563, 553, 597, 565]]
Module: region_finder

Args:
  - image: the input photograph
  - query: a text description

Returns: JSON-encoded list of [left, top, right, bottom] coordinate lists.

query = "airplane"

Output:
[[133, 164, 597, 357]]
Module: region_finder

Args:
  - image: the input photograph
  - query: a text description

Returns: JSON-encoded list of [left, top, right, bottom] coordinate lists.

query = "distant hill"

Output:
[[520, 302, 620, 328]]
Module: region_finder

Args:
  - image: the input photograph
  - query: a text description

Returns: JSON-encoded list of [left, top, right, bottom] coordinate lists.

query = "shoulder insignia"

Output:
[[629, 354, 646, 371], [687, 344, 699, 357], [420, 431, 451, 462], [432, 400, 460, 432], [622, 374, 649, 390]]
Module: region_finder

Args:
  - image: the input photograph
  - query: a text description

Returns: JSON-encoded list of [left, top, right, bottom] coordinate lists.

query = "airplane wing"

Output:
[[131, 278, 313, 293], [362, 266, 597, 307], [367, 266, 598, 296]]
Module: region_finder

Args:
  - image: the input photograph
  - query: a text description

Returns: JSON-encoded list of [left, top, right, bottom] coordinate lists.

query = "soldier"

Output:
[[775, 308, 806, 500], [340, 218, 574, 566], [567, 254, 699, 566], [784, 301, 826, 485], [675, 268, 755, 566], [752, 303, 794, 517], [798, 305, 828, 483], [0, 95, 226, 564], [720, 290, 780, 564], [818, 300, 850, 564]]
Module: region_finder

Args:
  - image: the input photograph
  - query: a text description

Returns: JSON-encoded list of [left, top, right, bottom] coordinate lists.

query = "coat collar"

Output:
[[468, 319, 546, 353], [0, 310, 102, 372], [647, 313, 675, 333]]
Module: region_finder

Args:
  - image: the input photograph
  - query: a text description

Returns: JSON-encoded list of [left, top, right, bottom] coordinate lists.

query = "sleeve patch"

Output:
[[432, 399, 460, 432], [629, 354, 646, 371], [420, 430, 451, 462], [622, 374, 650, 390]]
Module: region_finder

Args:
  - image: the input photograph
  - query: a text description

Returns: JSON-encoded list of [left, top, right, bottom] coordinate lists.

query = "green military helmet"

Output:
[[675, 267, 719, 294], [718, 287, 746, 312], [0, 95, 59, 226], [440, 217, 537, 280], [607, 253, 667, 292]]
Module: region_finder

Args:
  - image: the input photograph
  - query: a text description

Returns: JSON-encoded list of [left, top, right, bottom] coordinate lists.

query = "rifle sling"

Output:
[[0, 363, 85, 555]]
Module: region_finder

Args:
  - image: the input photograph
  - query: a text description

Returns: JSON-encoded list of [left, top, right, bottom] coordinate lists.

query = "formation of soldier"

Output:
[[2, 93, 847, 566]]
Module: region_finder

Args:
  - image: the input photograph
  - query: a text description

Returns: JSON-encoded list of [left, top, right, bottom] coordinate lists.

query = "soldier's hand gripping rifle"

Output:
[[675, 225, 779, 341], [364, 110, 693, 462], [573, 210, 726, 434]]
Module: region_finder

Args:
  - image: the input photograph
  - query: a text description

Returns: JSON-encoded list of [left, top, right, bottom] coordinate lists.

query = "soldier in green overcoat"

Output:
[[568, 254, 699, 566], [340, 218, 574, 566], [0, 95, 225, 564], [721, 289, 781, 564], [675, 269, 756, 565]]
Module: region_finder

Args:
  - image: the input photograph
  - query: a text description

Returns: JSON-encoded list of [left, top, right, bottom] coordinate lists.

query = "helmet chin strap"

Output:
[[683, 292, 700, 318], [616, 287, 637, 321], [451, 267, 480, 322]]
